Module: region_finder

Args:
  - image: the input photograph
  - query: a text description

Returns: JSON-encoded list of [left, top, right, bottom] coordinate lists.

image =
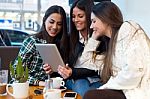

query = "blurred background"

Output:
[[0, 0, 70, 32], [0, 0, 150, 46]]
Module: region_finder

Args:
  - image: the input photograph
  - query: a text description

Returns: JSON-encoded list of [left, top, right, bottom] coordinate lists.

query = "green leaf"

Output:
[[25, 66, 29, 81], [9, 62, 15, 78], [16, 56, 24, 80], [9, 55, 29, 83]]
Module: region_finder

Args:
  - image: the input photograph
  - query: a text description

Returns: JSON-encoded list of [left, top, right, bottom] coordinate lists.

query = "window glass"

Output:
[[5, 30, 29, 42]]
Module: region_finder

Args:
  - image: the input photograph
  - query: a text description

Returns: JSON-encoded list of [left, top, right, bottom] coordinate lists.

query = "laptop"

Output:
[[0, 46, 20, 81], [35, 44, 65, 71], [0, 46, 20, 69]]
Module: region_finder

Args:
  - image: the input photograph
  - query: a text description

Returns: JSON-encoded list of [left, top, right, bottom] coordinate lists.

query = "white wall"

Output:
[[112, 0, 150, 37]]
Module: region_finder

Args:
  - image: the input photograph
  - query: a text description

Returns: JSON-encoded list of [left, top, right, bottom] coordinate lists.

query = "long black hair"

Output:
[[34, 5, 69, 63], [69, 0, 94, 66]]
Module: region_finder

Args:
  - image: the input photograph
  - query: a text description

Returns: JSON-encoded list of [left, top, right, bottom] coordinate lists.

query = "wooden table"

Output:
[[0, 86, 82, 99]]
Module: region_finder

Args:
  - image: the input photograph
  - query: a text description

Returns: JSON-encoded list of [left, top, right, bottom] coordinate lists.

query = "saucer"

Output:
[[59, 86, 67, 92], [43, 87, 67, 93]]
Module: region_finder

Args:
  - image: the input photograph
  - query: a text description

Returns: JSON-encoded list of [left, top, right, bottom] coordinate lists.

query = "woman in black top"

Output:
[[57, 0, 109, 97]]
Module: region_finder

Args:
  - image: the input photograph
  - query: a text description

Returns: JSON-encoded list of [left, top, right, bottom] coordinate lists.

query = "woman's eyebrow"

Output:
[[49, 18, 55, 22]]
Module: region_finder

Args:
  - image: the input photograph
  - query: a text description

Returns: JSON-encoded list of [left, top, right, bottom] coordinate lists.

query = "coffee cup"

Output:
[[6, 82, 29, 99], [51, 77, 65, 89], [43, 89, 61, 99], [0, 70, 8, 96]]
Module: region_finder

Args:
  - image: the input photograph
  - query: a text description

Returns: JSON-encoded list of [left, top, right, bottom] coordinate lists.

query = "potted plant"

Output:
[[6, 55, 29, 99], [9, 55, 29, 83]]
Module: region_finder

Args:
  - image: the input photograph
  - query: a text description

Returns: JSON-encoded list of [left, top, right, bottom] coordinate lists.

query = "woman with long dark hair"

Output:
[[13, 5, 69, 86], [57, 0, 109, 97]]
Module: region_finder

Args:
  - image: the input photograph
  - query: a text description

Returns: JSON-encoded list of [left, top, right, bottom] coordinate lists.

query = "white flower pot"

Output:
[[6, 82, 29, 99]]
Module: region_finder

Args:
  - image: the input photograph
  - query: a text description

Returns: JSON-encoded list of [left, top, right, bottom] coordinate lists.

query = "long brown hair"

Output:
[[92, 1, 123, 83]]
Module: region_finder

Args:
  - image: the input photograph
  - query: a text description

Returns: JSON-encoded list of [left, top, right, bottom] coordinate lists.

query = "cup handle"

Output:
[[6, 84, 15, 97], [61, 81, 65, 86]]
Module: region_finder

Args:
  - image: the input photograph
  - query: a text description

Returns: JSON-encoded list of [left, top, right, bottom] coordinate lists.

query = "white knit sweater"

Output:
[[99, 21, 150, 99]]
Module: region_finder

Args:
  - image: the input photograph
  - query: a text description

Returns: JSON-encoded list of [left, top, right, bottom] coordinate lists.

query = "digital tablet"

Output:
[[35, 44, 65, 71]]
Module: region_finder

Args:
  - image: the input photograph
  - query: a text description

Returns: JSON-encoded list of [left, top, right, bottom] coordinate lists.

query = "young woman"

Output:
[[57, 0, 109, 97], [84, 1, 150, 99], [13, 5, 69, 86]]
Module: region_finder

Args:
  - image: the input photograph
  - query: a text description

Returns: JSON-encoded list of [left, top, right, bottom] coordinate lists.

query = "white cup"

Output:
[[43, 89, 61, 99], [6, 82, 29, 99], [0, 70, 8, 96], [51, 77, 65, 89]]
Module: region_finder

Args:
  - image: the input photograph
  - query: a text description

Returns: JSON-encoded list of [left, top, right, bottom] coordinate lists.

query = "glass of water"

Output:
[[0, 70, 8, 96]]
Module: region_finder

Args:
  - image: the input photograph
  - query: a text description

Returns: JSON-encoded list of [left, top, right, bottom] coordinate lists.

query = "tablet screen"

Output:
[[35, 44, 65, 71]]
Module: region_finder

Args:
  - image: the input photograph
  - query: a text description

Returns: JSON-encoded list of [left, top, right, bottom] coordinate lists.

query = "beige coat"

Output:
[[99, 21, 150, 99]]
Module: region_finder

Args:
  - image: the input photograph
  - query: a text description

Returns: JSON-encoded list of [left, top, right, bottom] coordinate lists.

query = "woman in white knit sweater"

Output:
[[84, 1, 150, 99]]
